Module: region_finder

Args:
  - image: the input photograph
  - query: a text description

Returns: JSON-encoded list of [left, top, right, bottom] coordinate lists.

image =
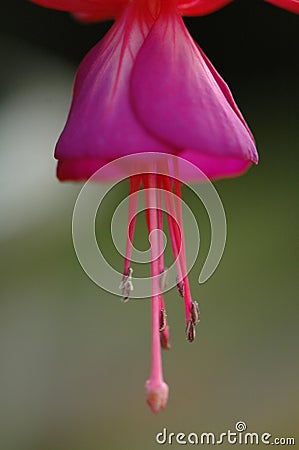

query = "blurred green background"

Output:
[[0, 1, 298, 449]]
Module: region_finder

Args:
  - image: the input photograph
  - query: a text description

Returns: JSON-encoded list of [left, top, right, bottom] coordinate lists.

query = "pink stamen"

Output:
[[156, 184, 171, 350], [159, 174, 183, 288], [173, 176, 194, 326], [159, 294, 171, 350], [157, 178, 165, 275], [123, 175, 141, 276], [161, 173, 193, 326], [120, 175, 142, 301], [173, 173, 201, 338]]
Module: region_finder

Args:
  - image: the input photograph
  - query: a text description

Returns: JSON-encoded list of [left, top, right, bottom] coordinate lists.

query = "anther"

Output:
[[159, 308, 167, 332], [176, 277, 185, 297], [159, 269, 168, 291], [160, 332, 171, 350], [186, 319, 195, 343], [119, 267, 134, 302], [191, 301, 200, 325]]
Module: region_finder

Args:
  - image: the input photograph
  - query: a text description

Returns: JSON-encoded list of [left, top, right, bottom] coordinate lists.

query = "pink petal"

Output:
[[264, 0, 299, 13], [178, 0, 233, 16], [195, 44, 254, 141], [131, 7, 258, 169], [55, 3, 172, 180], [179, 150, 252, 179]]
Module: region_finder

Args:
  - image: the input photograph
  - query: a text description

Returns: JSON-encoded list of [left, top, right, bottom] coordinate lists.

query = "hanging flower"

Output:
[[30, 0, 259, 413]]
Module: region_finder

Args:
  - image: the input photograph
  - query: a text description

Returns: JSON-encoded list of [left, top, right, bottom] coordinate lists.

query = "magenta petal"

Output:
[[179, 150, 252, 179], [195, 45, 255, 142], [55, 3, 172, 180], [57, 158, 107, 181], [131, 8, 258, 170]]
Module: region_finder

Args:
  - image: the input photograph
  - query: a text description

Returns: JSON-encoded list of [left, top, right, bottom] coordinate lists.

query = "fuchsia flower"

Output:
[[29, 0, 263, 413]]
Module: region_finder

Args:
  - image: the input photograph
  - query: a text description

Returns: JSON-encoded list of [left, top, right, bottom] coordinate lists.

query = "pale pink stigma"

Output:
[[145, 379, 169, 414], [120, 175, 141, 301]]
